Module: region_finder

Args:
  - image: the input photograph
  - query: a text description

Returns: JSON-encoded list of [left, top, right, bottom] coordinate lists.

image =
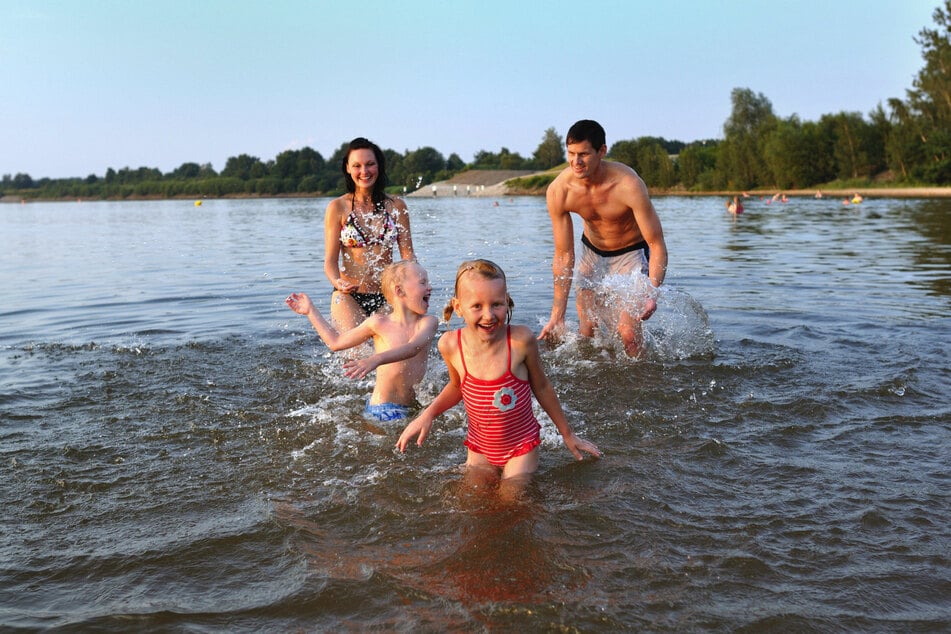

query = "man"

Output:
[[538, 120, 668, 357]]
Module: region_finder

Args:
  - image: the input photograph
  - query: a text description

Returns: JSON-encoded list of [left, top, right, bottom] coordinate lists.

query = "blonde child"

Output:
[[286, 260, 437, 422], [396, 259, 600, 482]]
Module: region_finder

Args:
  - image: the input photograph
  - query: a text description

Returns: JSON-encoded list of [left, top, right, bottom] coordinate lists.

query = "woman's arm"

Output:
[[392, 198, 415, 261], [396, 333, 462, 451], [323, 198, 357, 292]]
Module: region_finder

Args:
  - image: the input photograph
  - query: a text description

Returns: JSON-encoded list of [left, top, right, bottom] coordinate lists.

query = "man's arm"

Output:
[[626, 174, 668, 289], [539, 180, 575, 342]]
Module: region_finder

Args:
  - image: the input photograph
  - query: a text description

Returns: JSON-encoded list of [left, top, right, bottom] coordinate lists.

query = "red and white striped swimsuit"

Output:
[[458, 327, 541, 467]]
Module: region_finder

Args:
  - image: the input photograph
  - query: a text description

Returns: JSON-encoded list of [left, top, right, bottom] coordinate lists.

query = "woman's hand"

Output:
[[334, 278, 358, 293]]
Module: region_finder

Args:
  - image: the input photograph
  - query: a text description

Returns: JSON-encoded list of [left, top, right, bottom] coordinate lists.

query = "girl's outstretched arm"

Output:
[[518, 326, 601, 460], [396, 380, 461, 451], [396, 332, 461, 451]]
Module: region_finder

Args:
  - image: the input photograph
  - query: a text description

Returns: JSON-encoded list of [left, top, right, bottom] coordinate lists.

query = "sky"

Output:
[[0, 0, 939, 179]]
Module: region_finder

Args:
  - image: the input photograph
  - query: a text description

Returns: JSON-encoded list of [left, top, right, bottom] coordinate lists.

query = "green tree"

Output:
[[910, 0, 951, 127], [272, 149, 302, 180], [607, 139, 638, 168], [497, 147, 527, 170], [719, 87, 777, 189], [639, 143, 676, 188], [402, 147, 446, 185], [609, 138, 675, 187], [908, 0, 951, 181], [446, 153, 465, 172], [532, 127, 564, 170], [222, 154, 266, 180], [676, 141, 719, 189], [169, 162, 202, 179], [763, 116, 830, 188], [820, 112, 879, 180], [12, 173, 34, 189], [471, 149, 500, 169]]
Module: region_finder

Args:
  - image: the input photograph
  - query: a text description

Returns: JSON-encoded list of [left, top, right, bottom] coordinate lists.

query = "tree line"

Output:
[[0, 130, 565, 201], [4, 2, 949, 200]]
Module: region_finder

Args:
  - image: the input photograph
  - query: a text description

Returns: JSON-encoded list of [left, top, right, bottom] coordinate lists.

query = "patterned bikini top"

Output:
[[339, 197, 399, 249]]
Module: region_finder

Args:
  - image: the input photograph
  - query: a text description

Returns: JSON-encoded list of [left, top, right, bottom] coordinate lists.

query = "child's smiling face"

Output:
[[453, 273, 509, 339], [404, 264, 432, 314]]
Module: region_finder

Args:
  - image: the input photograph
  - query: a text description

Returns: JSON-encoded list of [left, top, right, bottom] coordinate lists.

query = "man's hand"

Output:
[[538, 317, 566, 346]]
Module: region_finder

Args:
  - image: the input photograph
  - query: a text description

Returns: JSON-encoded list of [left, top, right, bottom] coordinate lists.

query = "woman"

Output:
[[323, 137, 414, 331]]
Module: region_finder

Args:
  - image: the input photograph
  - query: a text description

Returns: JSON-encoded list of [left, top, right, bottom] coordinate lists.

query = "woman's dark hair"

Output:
[[341, 137, 389, 207]]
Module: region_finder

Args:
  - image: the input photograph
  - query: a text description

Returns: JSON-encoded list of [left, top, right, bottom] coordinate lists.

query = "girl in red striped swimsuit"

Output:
[[397, 259, 600, 486]]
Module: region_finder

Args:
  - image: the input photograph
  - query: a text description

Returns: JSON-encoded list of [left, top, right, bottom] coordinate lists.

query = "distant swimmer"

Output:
[[852, 193, 863, 204], [727, 195, 744, 216]]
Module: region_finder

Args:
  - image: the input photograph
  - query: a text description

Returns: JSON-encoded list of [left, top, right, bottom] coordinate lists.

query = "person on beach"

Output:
[[396, 259, 600, 489], [286, 260, 438, 422], [324, 137, 415, 332], [538, 119, 668, 357]]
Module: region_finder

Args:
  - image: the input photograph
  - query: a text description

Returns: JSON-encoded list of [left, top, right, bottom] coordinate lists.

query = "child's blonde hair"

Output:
[[443, 259, 515, 322], [381, 259, 418, 305]]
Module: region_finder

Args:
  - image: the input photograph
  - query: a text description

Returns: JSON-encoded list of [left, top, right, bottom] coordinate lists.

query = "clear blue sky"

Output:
[[0, 0, 938, 179]]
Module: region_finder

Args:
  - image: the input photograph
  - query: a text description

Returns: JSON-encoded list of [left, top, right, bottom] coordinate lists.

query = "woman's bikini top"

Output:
[[339, 197, 399, 249]]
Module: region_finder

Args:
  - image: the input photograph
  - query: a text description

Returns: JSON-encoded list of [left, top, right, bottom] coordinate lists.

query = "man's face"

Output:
[[566, 140, 605, 179]]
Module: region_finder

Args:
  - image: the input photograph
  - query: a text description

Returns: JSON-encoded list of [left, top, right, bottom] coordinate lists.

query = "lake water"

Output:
[[1, 195, 949, 631]]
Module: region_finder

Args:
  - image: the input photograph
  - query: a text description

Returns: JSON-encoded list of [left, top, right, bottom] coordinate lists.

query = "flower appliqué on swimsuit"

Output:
[[492, 387, 517, 412]]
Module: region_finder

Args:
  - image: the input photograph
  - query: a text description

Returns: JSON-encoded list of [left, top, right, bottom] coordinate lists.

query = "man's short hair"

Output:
[[566, 120, 606, 149]]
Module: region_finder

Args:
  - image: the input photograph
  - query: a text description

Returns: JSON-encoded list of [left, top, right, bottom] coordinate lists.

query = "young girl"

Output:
[[286, 260, 437, 422], [396, 259, 600, 481]]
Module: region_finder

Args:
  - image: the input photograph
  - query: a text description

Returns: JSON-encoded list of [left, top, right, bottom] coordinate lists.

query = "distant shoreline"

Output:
[[649, 187, 951, 199], [4, 186, 951, 204]]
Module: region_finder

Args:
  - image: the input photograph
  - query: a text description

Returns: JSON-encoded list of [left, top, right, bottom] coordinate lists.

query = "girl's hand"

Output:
[[285, 292, 313, 315], [396, 416, 433, 452], [564, 433, 601, 460]]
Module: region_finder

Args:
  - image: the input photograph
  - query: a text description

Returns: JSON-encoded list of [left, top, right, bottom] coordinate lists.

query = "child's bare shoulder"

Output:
[[436, 329, 457, 351], [509, 325, 542, 358], [360, 312, 389, 332], [509, 324, 537, 344]]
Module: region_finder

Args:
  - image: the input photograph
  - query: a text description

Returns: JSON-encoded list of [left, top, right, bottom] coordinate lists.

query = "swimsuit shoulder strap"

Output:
[[457, 329, 468, 379], [505, 326, 513, 375]]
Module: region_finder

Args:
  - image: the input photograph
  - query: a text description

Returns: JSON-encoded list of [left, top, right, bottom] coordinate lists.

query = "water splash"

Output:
[[592, 272, 715, 360]]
